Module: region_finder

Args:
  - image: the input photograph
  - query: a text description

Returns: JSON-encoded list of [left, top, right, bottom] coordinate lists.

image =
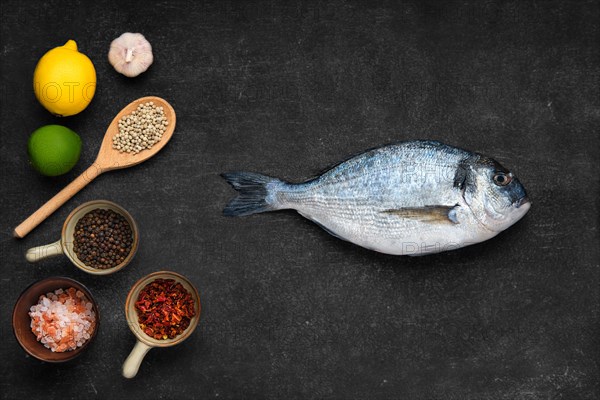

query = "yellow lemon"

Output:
[[33, 40, 96, 117]]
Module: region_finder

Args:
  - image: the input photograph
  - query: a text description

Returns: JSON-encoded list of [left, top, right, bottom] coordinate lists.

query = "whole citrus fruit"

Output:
[[33, 40, 96, 117], [28, 125, 82, 176]]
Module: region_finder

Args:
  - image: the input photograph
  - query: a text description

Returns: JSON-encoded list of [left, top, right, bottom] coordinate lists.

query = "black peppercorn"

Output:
[[73, 208, 133, 269]]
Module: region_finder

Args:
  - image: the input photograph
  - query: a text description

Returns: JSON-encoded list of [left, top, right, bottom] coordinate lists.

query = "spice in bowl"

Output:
[[73, 208, 133, 269], [112, 101, 168, 154], [135, 278, 196, 340], [29, 287, 96, 352]]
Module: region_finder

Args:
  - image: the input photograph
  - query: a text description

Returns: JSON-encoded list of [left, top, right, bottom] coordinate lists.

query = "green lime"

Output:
[[28, 125, 82, 176]]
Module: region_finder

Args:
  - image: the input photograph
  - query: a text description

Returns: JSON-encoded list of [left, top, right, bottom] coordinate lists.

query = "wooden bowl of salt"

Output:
[[12, 276, 100, 362]]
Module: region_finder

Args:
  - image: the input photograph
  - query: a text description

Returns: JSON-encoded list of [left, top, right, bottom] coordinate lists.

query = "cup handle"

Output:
[[25, 240, 64, 263], [122, 340, 152, 378]]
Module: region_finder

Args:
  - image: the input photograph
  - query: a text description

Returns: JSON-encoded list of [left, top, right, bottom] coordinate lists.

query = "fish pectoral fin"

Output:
[[382, 205, 460, 224]]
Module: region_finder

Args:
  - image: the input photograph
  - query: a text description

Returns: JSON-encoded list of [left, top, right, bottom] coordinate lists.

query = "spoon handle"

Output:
[[14, 164, 104, 238]]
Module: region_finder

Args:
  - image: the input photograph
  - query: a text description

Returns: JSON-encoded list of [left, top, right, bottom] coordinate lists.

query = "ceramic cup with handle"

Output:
[[25, 200, 139, 275], [123, 270, 201, 378]]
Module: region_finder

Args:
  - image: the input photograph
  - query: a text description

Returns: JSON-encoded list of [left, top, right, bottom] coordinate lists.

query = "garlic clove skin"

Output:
[[108, 32, 153, 78]]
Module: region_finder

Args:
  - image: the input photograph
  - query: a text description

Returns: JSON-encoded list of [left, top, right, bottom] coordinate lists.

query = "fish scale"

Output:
[[222, 140, 530, 256]]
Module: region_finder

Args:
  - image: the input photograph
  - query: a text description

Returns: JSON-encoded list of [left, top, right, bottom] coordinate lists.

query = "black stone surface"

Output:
[[1, 1, 598, 399]]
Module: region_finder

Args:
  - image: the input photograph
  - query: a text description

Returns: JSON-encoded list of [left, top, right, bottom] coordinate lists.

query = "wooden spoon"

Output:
[[14, 96, 176, 238]]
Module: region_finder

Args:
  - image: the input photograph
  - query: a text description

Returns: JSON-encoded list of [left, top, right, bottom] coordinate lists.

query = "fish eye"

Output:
[[493, 172, 512, 186]]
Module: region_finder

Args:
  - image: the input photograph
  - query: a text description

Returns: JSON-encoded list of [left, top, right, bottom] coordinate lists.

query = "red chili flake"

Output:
[[134, 278, 196, 340]]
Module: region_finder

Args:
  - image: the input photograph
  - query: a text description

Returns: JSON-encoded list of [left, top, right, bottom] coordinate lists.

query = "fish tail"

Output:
[[221, 172, 284, 216]]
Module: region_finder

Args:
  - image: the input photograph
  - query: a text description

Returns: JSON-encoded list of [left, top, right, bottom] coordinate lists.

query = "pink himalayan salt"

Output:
[[29, 287, 96, 352]]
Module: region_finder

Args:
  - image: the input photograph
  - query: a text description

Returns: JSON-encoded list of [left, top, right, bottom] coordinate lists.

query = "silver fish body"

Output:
[[222, 140, 530, 256]]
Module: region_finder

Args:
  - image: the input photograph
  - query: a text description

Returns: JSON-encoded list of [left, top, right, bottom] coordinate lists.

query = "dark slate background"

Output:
[[1, 1, 598, 399]]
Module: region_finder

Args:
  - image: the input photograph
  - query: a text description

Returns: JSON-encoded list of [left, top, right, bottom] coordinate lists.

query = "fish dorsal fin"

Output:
[[302, 145, 387, 183], [302, 141, 456, 184], [382, 205, 460, 224]]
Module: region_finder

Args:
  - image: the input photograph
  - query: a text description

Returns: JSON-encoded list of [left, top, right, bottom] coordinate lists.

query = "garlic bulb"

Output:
[[108, 33, 153, 77]]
